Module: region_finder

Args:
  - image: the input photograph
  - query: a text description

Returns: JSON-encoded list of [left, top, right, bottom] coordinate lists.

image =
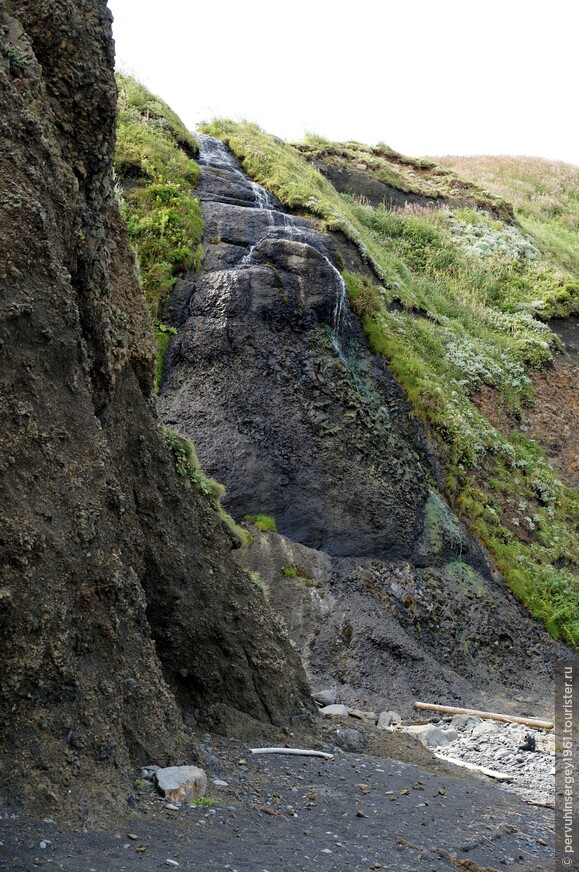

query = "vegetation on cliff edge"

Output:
[[115, 73, 203, 321], [436, 155, 579, 274], [114, 81, 244, 539]]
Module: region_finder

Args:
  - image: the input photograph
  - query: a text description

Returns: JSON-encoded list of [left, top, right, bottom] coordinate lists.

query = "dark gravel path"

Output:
[[0, 737, 554, 872]]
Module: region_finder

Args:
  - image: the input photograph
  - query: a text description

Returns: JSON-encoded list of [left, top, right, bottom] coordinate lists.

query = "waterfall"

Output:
[[197, 134, 278, 211], [196, 133, 350, 347], [321, 254, 348, 337]]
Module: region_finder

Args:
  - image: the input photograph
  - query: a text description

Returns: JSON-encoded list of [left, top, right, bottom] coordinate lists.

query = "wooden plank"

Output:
[[414, 702, 554, 730]]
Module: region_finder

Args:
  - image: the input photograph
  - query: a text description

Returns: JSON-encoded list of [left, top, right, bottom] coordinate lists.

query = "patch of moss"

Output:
[[244, 570, 269, 600], [153, 322, 176, 392], [243, 513, 278, 533], [415, 491, 465, 564], [442, 562, 488, 598]]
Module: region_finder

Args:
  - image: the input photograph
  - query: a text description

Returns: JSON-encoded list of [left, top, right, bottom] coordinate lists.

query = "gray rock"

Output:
[[333, 728, 368, 752], [471, 721, 498, 738], [155, 766, 207, 802], [451, 715, 480, 731], [404, 725, 450, 748], [377, 710, 402, 729], [495, 749, 511, 761], [442, 728, 459, 742], [320, 704, 349, 717], [197, 744, 222, 773], [312, 689, 336, 707]]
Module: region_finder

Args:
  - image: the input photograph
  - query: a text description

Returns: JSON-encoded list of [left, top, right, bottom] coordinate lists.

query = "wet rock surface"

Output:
[[0, 733, 555, 871], [160, 138, 568, 724], [159, 135, 432, 559]]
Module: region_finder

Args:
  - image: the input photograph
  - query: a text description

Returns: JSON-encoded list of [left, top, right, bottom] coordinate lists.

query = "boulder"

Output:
[[451, 715, 480, 731], [333, 728, 368, 752], [377, 710, 402, 729], [312, 689, 337, 707], [155, 766, 207, 802], [441, 728, 459, 743], [320, 704, 349, 717], [404, 725, 450, 749], [471, 721, 499, 739]]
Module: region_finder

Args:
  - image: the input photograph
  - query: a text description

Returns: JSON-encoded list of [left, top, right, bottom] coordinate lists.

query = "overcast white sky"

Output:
[[108, 0, 579, 166]]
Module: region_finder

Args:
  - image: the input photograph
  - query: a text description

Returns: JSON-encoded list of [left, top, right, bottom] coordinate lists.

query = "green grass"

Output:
[[295, 135, 514, 220], [436, 155, 579, 274], [282, 566, 298, 578], [154, 322, 177, 392], [115, 73, 203, 321], [200, 119, 579, 646], [242, 513, 278, 533], [190, 796, 218, 807]]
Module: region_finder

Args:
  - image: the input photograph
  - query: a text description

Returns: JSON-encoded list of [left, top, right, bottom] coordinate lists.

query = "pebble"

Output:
[[165, 861, 180, 868]]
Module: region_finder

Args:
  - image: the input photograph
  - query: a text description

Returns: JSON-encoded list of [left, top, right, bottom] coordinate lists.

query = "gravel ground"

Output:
[[432, 717, 555, 805], [0, 732, 555, 872]]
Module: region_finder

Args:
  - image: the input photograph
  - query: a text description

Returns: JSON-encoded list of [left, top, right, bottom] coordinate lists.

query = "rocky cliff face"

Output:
[[0, 1, 312, 815], [160, 136, 432, 558], [159, 135, 567, 717]]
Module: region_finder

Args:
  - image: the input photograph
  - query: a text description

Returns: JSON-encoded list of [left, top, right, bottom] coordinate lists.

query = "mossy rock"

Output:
[[413, 490, 467, 567]]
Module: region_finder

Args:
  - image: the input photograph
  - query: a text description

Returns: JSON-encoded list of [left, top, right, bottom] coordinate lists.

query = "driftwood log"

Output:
[[250, 747, 334, 759], [434, 753, 513, 781], [414, 702, 554, 730]]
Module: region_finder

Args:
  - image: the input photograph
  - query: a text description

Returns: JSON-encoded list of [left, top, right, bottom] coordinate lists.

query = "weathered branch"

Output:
[[250, 747, 334, 759], [434, 754, 513, 781], [414, 702, 554, 730]]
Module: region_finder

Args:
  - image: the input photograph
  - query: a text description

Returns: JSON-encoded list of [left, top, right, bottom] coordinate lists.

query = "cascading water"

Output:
[[195, 133, 351, 347]]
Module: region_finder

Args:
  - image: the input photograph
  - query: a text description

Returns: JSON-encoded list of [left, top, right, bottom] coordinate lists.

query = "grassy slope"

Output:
[[115, 73, 203, 322], [201, 120, 579, 647], [436, 155, 579, 274]]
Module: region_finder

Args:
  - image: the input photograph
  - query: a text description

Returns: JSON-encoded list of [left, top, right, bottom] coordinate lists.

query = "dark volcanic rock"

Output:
[[0, 1, 312, 816], [160, 137, 435, 558], [316, 160, 444, 211], [160, 138, 568, 719], [241, 529, 565, 719]]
